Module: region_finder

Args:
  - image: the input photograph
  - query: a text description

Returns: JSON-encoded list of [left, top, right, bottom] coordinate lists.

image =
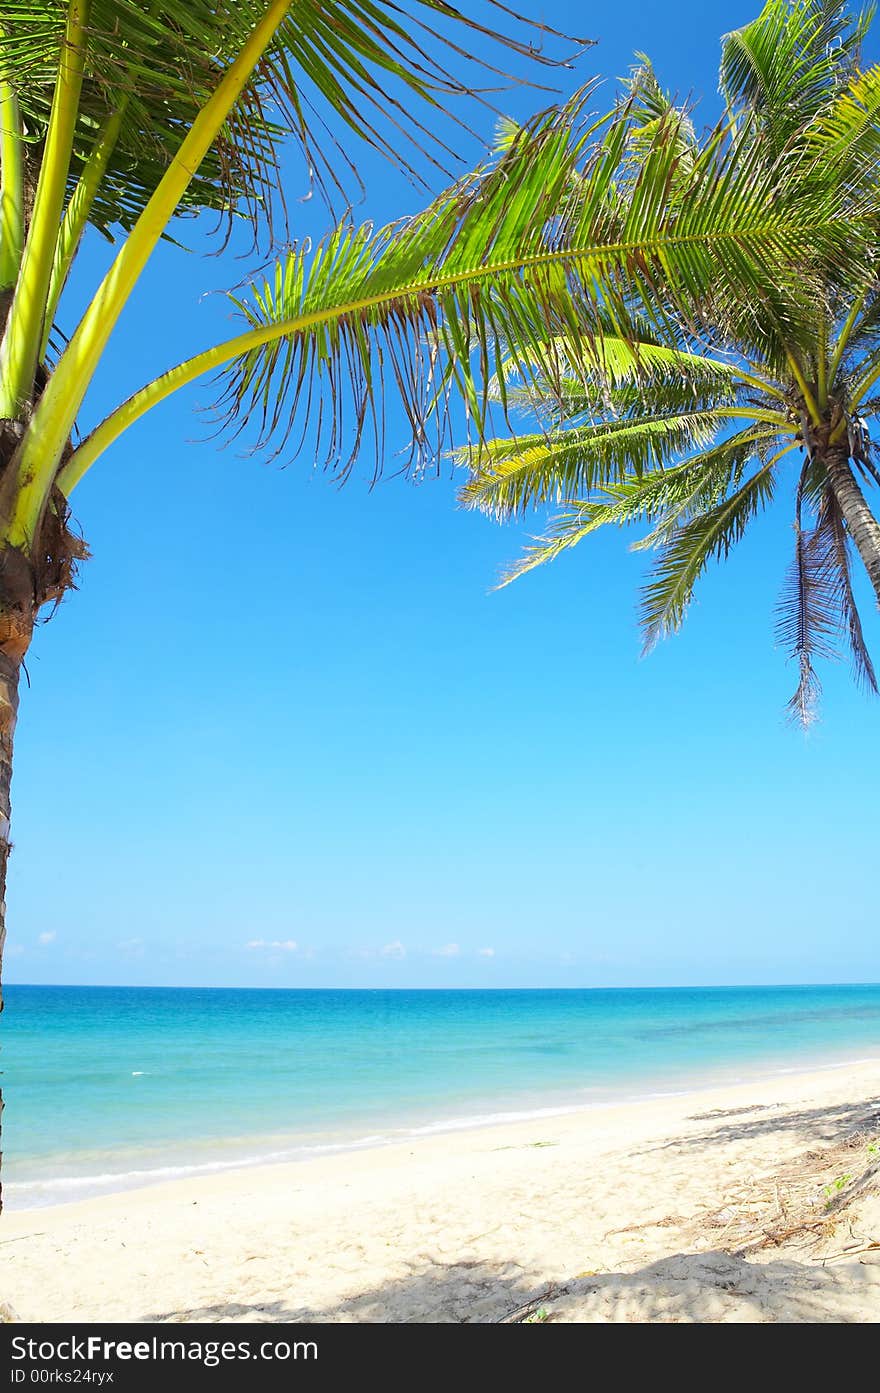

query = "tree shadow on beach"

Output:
[[535, 1249, 879, 1323], [144, 1245, 879, 1324], [646, 1096, 880, 1155], [144, 1256, 538, 1324], [144, 1098, 880, 1325]]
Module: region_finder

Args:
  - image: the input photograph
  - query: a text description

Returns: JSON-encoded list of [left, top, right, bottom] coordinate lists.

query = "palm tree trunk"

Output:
[[825, 450, 880, 603], [0, 646, 20, 1215], [0, 649, 19, 991], [0, 544, 32, 1217]]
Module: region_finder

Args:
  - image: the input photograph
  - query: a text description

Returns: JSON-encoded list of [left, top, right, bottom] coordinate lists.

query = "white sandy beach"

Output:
[[2, 1059, 879, 1324]]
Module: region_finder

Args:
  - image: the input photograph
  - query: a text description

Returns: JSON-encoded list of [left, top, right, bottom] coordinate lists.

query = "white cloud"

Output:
[[37, 931, 56, 946], [380, 940, 406, 959], [246, 938, 298, 953], [118, 938, 144, 956], [478, 947, 495, 958], [433, 942, 460, 958]]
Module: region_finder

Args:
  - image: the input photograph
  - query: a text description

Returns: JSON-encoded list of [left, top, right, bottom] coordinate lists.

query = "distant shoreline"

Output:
[[6, 1047, 880, 1212]]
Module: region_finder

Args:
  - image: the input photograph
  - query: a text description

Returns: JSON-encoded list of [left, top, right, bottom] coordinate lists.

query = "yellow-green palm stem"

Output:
[[0, 0, 91, 417], [8, 0, 293, 547], [40, 95, 130, 359], [785, 348, 821, 425], [55, 304, 797, 500], [719, 405, 795, 430], [816, 319, 828, 410], [41, 0, 164, 357], [0, 80, 23, 291], [828, 287, 871, 389], [626, 340, 787, 403], [57, 313, 357, 495], [14, 171, 843, 541], [728, 366, 787, 403]]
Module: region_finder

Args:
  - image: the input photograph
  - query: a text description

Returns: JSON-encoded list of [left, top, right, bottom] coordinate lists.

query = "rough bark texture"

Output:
[[0, 643, 22, 1218], [825, 449, 880, 604], [0, 494, 84, 1213], [0, 540, 34, 1216], [0, 650, 18, 993]]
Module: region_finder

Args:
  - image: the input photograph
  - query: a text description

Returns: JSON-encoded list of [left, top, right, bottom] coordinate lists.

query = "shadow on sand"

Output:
[[145, 1245, 878, 1323], [655, 1095, 880, 1154], [145, 1096, 880, 1324], [145, 1256, 536, 1324]]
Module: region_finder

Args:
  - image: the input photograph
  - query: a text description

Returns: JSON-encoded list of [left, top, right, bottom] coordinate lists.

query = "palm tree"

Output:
[[459, 0, 880, 723]]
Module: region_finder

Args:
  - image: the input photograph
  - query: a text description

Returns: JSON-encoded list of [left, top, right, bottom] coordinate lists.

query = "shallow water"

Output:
[[3, 982, 879, 1207]]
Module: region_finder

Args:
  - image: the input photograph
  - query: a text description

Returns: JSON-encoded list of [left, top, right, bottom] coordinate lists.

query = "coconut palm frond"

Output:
[[624, 57, 697, 144], [0, 0, 587, 242], [498, 372, 742, 428], [621, 58, 698, 173], [802, 58, 880, 203], [492, 427, 773, 586], [815, 485, 878, 690], [776, 507, 842, 725], [205, 87, 848, 472], [720, 0, 872, 154], [630, 428, 777, 549], [457, 411, 724, 520], [772, 454, 878, 724], [641, 462, 776, 649], [489, 334, 748, 412]]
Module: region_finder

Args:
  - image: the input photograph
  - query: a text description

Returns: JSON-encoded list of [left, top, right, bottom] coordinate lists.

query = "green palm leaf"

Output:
[[776, 474, 843, 724], [640, 461, 777, 649], [458, 412, 726, 520], [491, 427, 774, 586], [487, 333, 754, 420], [779, 480, 879, 715], [58, 81, 841, 495], [818, 485, 878, 692], [453, 2, 880, 724], [210, 92, 851, 458], [720, 0, 872, 155], [0, 0, 584, 242]]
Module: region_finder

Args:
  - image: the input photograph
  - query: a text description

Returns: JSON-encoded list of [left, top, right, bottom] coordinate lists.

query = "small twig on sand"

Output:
[[824, 1160, 880, 1214], [818, 1239, 880, 1265], [732, 1217, 829, 1257], [495, 1285, 558, 1324]]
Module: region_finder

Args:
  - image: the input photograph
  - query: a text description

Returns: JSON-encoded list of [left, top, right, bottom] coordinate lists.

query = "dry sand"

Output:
[[2, 1059, 880, 1324]]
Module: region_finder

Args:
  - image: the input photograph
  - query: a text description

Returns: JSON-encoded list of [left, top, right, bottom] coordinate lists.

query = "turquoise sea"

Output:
[[2, 983, 880, 1209]]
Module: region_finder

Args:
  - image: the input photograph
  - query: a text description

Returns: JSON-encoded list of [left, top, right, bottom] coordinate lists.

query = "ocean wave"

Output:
[[7, 1051, 880, 1211], [4, 1136, 394, 1208]]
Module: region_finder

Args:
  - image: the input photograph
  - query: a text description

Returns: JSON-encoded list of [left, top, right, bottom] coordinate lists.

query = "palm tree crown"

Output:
[[459, 0, 880, 723]]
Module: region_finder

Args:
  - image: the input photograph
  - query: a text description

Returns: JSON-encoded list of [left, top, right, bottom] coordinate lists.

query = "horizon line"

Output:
[[5, 979, 880, 992]]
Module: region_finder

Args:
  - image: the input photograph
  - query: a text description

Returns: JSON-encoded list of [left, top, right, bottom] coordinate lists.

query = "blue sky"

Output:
[[6, 0, 879, 990]]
